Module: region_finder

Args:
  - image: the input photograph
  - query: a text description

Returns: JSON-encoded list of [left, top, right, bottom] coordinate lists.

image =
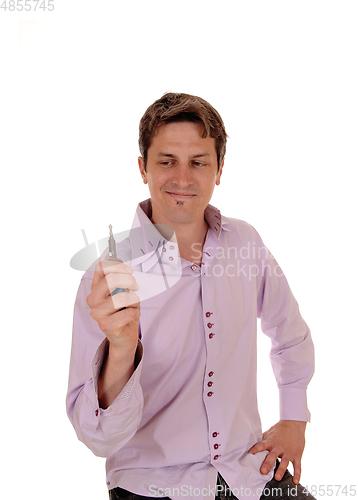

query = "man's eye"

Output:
[[193, 161, 205, 167], [160, 161, 173, 166]]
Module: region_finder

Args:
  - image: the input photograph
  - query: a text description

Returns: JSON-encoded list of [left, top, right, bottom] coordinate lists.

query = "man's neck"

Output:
[[173, 219, 209, 265], [150, 215, 208, 266]]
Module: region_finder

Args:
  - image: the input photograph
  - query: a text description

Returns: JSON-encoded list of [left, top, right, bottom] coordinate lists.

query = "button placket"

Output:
[[202, 266, 222, 463], [206, 367, 222, 458], [206, 318, 215, 339], [162, 241, 178, 265]]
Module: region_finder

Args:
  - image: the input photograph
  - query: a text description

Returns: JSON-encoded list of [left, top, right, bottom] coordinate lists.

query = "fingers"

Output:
[[106, 272, 139, 295], [247, 440, 302, 483], [247, 420, 306, 484], [248, 439, 276, 475], [260, 451, 278, 476], [292, 459, 302, 485], [87, 257, 141, 351], [273, 458, 289, 481], [101, 259, 133, 276], [110, 290, 140, 311], [90, 291, 140, 321], [271, 457, 301, 483], [90, 291, 141, 345], [247, 441, 267, 455], [87, 268, 138, 308], [97, 304, 141, 336], [91, 258, 133, 291], [91, 259, 105, 291], [258, 449, 299, 481]]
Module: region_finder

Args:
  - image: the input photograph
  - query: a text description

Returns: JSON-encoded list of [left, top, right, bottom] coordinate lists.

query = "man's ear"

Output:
[[138, 157, 148, 184], [216, 159, 224, 186]]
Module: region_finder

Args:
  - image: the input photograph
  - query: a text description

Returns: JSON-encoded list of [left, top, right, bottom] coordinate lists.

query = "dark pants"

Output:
[[109, 462, 317, 500]]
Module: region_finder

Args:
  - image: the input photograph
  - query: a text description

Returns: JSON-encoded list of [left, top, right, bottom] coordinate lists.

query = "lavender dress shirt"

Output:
[[66, 198, 314, 500]]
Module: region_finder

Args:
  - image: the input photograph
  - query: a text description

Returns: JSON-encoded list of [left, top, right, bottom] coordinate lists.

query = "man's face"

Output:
[[138, 121, 223, 227]]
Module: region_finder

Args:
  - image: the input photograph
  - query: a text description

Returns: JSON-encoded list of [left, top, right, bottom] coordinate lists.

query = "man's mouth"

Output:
[[166, 191, 196, 199]]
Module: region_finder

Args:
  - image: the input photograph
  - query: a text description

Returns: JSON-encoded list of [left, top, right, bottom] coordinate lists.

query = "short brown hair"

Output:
[[139, 92, 228, 172]]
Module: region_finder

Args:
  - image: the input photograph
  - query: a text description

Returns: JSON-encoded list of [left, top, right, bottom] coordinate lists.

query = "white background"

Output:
[[1, 1, 357, 499]]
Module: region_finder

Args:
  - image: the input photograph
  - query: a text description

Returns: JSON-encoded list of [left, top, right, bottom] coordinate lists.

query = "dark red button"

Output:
[[206, 312, 211, 317], [213, 455, 220, 460], [207, 323, 213, 328], [212, 432, 218, 437], [207, 391, 213, 397], [208, 381, 213, 387], [208, 371, 214, 377], [214, 444, 219, 449], [95, 409, 99, 416], [209, 333, 214, 339]]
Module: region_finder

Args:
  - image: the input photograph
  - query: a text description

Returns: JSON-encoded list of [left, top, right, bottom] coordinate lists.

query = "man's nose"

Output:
[[172, 162, 193, 185]]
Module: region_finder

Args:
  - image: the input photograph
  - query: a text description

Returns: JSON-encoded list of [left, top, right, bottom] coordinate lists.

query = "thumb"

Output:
[[91, 255, 108, 291]]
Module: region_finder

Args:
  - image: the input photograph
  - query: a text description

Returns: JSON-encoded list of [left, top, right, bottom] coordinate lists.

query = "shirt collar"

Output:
[[203, 202, 230, 237], [129, 198, 229, 272]]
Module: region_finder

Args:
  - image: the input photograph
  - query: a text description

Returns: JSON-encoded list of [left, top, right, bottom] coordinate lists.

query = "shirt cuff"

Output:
[[279, 387, 311, 422], [91, 337, 144, 407]]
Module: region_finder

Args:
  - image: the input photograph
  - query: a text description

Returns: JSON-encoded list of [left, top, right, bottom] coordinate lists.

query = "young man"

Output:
[[66, 93, 316, 500]]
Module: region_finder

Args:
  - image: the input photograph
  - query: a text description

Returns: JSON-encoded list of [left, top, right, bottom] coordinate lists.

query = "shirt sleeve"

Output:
[[66, 275, 144, 458], [256, 237, 315, 423]]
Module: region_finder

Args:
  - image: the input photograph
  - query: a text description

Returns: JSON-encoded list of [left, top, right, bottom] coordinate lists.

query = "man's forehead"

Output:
[[154, 121, 209, 139], [150, 122, 215, 151]]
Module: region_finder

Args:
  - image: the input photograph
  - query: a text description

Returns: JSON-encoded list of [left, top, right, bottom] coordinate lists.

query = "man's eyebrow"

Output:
[[156, 153, 177, 158], [192, 153, 210, 159], [156, 152, 210, 158]]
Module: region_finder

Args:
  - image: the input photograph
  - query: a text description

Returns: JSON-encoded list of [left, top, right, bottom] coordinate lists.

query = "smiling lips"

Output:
[[166, 191, 196, 199]]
